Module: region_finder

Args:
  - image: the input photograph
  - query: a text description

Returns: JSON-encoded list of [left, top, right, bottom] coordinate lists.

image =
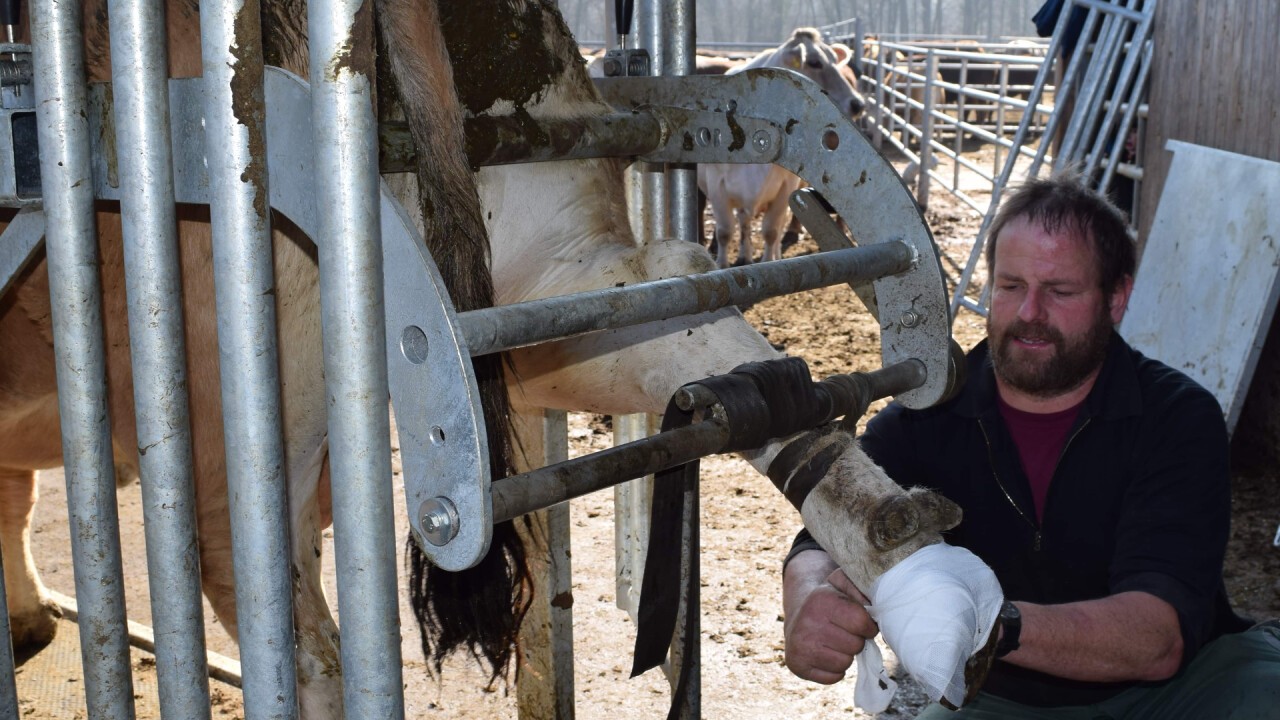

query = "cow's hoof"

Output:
[[732, 257, 752, 268], [11, 599, 62, 664], [911, 488, 963, 533], [867, 494, 920, 551]]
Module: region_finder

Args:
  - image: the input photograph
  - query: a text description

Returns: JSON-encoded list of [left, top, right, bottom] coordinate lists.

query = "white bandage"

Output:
[[852, 543, 1003, 711]]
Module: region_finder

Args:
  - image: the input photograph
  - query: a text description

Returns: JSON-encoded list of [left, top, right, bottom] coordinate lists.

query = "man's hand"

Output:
[[782, 550, 880, 684]]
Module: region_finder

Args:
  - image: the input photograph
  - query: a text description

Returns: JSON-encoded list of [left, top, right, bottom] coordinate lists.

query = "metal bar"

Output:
[[492, 360, 927, 524], [1059, 2, 1146, 170], [0, 535, 18, 719], [492, 419, 731, 524], [1027, 1, 1106, 176], [30, 0, 136, 707], [378, 112, 666, 172], [458, 243, 915, 357], [662, 0, 697, 246], [1073, 0, 1147, 23], [51, 589, 245, 689], [31, 0, 137, 714], [916, 50, 937, 209], [614, 413, 657, 621], [107, 0, 212, 714], [306, 0, 403, 715], [1097, 39, 1153, 191], [0, 208, 45, 297], [948, 1, 1079, 318], [872, 48, 886, 150], [199, 0, 299, 715]]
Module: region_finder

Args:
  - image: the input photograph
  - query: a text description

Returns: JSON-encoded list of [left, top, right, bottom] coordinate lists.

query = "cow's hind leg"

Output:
[[735, 208, 755, 266], [0, 468, 62, 660], [760, 200, 792, 263], [290, 447, 343, 720], [707, 194, 735, 269]]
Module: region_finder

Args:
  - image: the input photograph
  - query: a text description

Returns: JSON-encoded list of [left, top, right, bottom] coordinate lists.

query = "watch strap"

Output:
[[994, 600, 1021, 658]]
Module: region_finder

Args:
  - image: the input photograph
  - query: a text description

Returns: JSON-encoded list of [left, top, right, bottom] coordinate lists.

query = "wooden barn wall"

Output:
[[1141, 0, 1280, 237], [1140, 0, 1280, 455]]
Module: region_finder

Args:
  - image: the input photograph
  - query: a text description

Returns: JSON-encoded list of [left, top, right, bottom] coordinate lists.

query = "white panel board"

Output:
[[1120, 140, 1280, 433]]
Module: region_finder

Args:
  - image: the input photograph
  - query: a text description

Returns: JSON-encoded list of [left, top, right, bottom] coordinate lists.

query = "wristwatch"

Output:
[[994, 600, 1022, 658]]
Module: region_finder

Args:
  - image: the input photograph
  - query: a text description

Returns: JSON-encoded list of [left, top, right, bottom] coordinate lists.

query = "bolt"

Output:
[[899, 310, 921, 329], [418, 497, 459, 547], [752, 129, 772, 154]]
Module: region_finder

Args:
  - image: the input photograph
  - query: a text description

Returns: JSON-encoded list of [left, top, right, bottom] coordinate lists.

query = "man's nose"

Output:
[[1018, 290, 1045, 322]]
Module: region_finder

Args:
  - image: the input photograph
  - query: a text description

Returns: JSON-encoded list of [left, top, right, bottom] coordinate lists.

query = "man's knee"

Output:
[[1188, 622, 1280, 717]]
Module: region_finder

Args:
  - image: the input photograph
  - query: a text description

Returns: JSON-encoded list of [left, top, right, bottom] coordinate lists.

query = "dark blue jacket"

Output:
[[792, 333, 1248, 706]]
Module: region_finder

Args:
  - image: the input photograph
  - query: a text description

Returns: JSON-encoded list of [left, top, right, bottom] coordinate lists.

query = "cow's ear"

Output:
[[830, 43, 853, 66], [784, 47, 803, 69]]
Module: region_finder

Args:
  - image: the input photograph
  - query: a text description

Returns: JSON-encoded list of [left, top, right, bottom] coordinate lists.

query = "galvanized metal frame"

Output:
[[0, 545, 18, 716], [858, 39, 1055, 218], [5, 0, 959, 717], [30, 0, 137, 717], [107, 0, 212, 714], [948, 0, 1157, 319], [198, 0, 301, 714], [306, 0, 403, 713]]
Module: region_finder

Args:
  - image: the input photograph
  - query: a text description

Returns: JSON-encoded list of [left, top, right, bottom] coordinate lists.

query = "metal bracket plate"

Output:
[[0, 68, 491, 570], [595, 70, 953, 408]]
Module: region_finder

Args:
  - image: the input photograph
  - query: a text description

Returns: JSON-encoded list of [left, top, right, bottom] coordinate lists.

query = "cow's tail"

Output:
[[375, 0, 532, 685]]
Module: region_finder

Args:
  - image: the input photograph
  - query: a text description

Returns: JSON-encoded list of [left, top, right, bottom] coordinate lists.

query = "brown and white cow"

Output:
[[0, 2, 965, 717], [697, 28, 865, 267]]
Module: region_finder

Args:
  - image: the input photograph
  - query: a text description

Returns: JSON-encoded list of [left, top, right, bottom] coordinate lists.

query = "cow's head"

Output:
[[777, 27, 866, 119]]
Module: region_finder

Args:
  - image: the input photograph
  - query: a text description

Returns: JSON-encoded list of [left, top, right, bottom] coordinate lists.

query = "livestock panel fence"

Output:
[[822, 0, 1155, 322]]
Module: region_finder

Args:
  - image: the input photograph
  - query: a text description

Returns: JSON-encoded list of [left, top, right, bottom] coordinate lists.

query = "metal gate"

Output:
[[0, 0, 958, 717]]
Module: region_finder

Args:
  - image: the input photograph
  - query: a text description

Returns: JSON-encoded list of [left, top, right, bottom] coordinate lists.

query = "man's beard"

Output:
[[989, 307, 1113, 398]]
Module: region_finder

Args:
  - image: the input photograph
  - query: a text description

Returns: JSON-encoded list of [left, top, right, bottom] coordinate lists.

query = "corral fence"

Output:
[[857, 37, 1054, 215], [820, 1, 1154, 321]]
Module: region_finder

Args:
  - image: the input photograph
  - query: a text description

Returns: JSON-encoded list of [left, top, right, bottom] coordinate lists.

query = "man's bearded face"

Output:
[[988, 300, 1112, 398]]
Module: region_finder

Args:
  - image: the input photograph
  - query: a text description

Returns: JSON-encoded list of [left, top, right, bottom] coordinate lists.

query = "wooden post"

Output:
[[513, 406, 575, 719]]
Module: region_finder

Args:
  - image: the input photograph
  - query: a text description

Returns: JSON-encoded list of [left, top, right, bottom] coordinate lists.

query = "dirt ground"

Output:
[[18, 148, 1280, 718]]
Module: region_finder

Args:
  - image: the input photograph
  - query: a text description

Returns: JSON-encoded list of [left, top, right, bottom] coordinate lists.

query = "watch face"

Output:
[[1001, 601, 1020, 621]]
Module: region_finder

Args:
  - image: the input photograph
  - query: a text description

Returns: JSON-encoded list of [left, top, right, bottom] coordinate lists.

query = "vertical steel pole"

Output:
[[638, 0, 666, 238], [0, 545, 18, 718], [199, 0, 299, 715], [664, 0, 697, 245], [916, 49, 937, 209], [108, 0, 213, 714], [31, 0, 136, 715], [306, 0, 403, 716]]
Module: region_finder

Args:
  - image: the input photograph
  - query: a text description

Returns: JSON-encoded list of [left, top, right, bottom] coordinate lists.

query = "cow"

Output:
[[697, 28, 865, 267], [1, 2, 971, 717]]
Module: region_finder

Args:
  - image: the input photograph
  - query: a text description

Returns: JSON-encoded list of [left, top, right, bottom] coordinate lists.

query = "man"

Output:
[[782, 175, 1280, 718]]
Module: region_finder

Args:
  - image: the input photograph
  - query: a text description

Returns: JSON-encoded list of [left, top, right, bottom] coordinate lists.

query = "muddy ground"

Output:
[[19, 148, 1280, 718]]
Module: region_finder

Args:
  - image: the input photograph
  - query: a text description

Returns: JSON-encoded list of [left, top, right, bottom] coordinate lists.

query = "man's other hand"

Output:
[[782, 550, 880, 684]]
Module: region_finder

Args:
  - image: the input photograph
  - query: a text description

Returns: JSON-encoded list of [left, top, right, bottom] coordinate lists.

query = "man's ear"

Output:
[[1109, 274, 1136, 324]]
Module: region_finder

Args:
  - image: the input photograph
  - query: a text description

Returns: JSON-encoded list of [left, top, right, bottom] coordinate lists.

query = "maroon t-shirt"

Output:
[[996, 395, 1084, 522]]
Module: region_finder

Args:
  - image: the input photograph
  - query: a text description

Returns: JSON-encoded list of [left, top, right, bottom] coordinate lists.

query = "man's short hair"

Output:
[[985, 174, 1136, 294]]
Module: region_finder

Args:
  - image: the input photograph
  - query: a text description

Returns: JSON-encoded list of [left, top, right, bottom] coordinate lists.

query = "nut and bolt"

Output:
[[899, 310, 921, 329], [418, 496, 459, 547], [752, 129, 772, 154]]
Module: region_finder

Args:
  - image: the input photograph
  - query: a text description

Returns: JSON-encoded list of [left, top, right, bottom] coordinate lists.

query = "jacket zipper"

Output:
[[1040, 417, 1092, 544], [978, 418, 1041, 550], [978, 416, 1093, 553]]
